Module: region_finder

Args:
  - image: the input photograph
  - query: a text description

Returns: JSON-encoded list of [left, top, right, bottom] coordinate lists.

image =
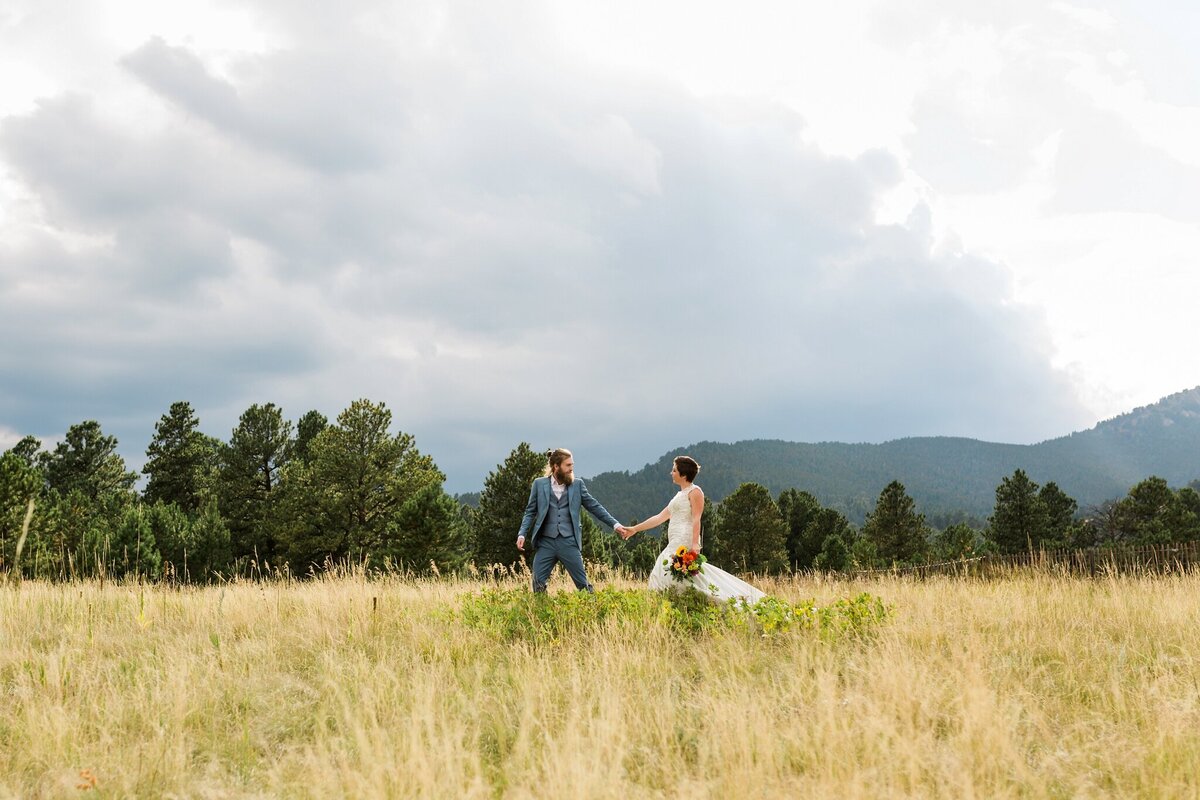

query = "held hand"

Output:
[[689, 543, 700, 555], [516, 535, 525, 552]]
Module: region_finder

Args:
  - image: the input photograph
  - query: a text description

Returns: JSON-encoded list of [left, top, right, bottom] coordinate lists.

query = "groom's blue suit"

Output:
[[518, 476, 620, 592]]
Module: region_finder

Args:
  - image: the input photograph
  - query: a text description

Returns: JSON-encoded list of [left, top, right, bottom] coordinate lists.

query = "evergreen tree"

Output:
[[273, 463, 330, 573], [930, 522, 983, 560], [303, 399, 443, 562], [472, 443, 544, 568], [615, 532, 663, 576], [987, 469, 1049, 554], [802, 507, 856, 570], [188, 500, 233, 581], [1038, 481, 1079, 548], [97, 504, 161, 580], [580, 512, 611, 566], [8, 436, 44, 471], [1076, 499, 1125, 548], [777, 488, 823, 570], [385, 483, 469, 574], [145, 501, 191, 578], [48, 489, 98, 576], [850, 536, 879, 570], [218, 403, 293, 564], [1179, 486, 1200, 519], [0, 452, 42, 573], [143, 401, 214, 511], [862, 480, 929, 564], [40, 421, 137, 500], [813, 531, 849, 571], [1114, 476, 1199, 544], [710, 483, 788, 574], [293, 410, 328, 465]]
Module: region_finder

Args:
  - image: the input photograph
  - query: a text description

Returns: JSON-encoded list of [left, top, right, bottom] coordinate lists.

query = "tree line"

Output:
[[692, 471, 1200, 574], [2, 402, 1198, 582]]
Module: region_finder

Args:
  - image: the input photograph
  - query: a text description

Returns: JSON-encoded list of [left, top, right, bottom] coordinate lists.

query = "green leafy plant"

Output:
[[457, 587, 891, 642]]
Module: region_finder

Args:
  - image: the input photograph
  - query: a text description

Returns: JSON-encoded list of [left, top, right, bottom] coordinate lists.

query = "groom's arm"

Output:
[[578, 480, 621, 530]]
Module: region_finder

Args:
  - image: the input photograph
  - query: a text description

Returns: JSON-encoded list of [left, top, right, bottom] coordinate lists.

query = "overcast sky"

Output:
[[2, 0, 1198, 491]]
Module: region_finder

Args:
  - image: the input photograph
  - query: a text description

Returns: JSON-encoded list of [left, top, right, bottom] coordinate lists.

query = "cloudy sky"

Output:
[[2, 0, 1198, 491]]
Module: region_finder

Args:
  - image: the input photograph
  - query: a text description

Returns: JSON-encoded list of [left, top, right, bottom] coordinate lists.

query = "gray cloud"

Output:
[[0, 0, 1091, 489]]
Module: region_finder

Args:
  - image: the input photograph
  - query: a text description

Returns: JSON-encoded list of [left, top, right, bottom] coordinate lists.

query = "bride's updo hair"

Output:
[[673, 456, 700, 482], [543, 448, 573, 478]]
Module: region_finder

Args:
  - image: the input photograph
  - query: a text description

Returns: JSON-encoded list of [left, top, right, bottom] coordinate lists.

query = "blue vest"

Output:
[[537, 487, 573, 540]]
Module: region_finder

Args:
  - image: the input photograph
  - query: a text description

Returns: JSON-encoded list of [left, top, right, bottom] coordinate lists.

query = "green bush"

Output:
[[457, 587, 891, 642]]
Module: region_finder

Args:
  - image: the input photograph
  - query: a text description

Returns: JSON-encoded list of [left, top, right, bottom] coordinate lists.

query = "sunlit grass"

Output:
[[2, 568, 1198, 797]]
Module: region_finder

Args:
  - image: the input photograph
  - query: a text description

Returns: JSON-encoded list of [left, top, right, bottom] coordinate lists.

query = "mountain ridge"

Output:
[[581, 387, 1200, 526]]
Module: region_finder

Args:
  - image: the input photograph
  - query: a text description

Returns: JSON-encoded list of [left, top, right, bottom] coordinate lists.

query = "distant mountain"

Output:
[[583, 387, 1200, 527]]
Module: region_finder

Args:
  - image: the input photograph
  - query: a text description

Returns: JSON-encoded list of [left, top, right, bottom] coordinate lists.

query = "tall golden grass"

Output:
[[2, 568, 1198, 798]]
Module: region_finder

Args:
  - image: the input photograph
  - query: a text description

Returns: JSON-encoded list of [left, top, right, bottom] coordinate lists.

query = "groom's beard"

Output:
[[553, 468, 574, 486]]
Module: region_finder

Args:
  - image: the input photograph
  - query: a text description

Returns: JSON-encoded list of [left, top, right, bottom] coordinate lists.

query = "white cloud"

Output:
[[0, 425, 23, 452]]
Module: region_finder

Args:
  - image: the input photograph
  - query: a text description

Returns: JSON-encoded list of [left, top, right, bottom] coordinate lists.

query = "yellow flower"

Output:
[[675, 546, 688, 556]]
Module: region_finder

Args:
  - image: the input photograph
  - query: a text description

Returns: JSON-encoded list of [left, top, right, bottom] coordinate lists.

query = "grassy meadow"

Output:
[[2, 567, 1199, 798]]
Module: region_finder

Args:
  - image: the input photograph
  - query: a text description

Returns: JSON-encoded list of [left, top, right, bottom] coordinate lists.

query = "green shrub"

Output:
[[457, 587, 890, 642]]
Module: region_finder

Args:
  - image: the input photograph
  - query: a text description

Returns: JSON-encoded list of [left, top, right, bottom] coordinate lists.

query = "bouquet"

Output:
[[665, 545, 706, 582]]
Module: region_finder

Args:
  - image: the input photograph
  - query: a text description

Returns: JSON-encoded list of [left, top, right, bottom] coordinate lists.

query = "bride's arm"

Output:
[[627, 506, 671, 534], [689, 488, 704, 552]]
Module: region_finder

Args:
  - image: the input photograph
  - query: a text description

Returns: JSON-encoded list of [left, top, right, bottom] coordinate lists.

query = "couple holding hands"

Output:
[[516, 448, 765, 604]]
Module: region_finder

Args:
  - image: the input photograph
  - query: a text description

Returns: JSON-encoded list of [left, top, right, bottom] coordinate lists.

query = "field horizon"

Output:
[[3, 569, 1199, 797]]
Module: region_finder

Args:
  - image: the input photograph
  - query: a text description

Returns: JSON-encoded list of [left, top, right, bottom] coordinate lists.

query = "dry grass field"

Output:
[[2, 567, 1199, 798]]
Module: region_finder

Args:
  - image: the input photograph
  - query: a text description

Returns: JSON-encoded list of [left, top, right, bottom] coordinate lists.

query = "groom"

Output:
[[516, 448, 629, 593]]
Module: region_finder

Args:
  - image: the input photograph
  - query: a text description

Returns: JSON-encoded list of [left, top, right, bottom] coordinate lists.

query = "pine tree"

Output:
[[8, 436, 43, 470], [218, 403, 292, 564], [1038, 481, 1079, 548], [472, 443, 544, 568], [100, 504, 161, 580], [987, 469, 1049, 554], [40, 421, 137, 500], [144, 401, 214, 512], [145, 501, 191, 578], [803, 507, 857, 569], [189, 500, 233, 581], [930, 522, 982, 560], [292, 410, 328, 465], [304, 399, 443, 561], [1114, 476, 1198, 544], [710, 483, 788, 574], [778, 488, 823, 569], [862, 480, 928, 565], [386, 483, 469, 574], [813, 531, 849, 571], [0, 452, 43, 574]]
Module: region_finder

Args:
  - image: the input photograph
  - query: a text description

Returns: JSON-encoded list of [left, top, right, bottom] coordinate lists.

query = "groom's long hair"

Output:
[[543, 448, 573, 483]]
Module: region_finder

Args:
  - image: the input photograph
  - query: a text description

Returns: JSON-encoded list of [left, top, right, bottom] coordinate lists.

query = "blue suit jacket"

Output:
[[517, 477, 619, 551]]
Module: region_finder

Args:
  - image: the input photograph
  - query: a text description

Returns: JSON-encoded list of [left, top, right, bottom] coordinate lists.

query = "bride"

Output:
[[625, 456, 766, 605]]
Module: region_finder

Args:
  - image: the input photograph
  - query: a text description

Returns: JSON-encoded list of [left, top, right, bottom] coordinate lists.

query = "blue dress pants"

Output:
[[531, 535, 593, 592]]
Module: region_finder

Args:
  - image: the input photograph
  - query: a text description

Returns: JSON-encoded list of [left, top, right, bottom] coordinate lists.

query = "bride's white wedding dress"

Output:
[[647, 486, 766, 605]]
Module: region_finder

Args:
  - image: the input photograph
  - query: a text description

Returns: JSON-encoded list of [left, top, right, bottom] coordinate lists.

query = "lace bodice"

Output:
[[666, 487, 700, 548]]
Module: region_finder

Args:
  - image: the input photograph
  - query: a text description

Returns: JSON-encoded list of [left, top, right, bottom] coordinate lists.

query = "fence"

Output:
[[848, 541, 1200, 580]]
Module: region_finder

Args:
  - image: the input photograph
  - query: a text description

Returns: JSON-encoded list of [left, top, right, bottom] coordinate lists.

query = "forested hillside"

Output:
[[586, 387, 1200, 525]]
